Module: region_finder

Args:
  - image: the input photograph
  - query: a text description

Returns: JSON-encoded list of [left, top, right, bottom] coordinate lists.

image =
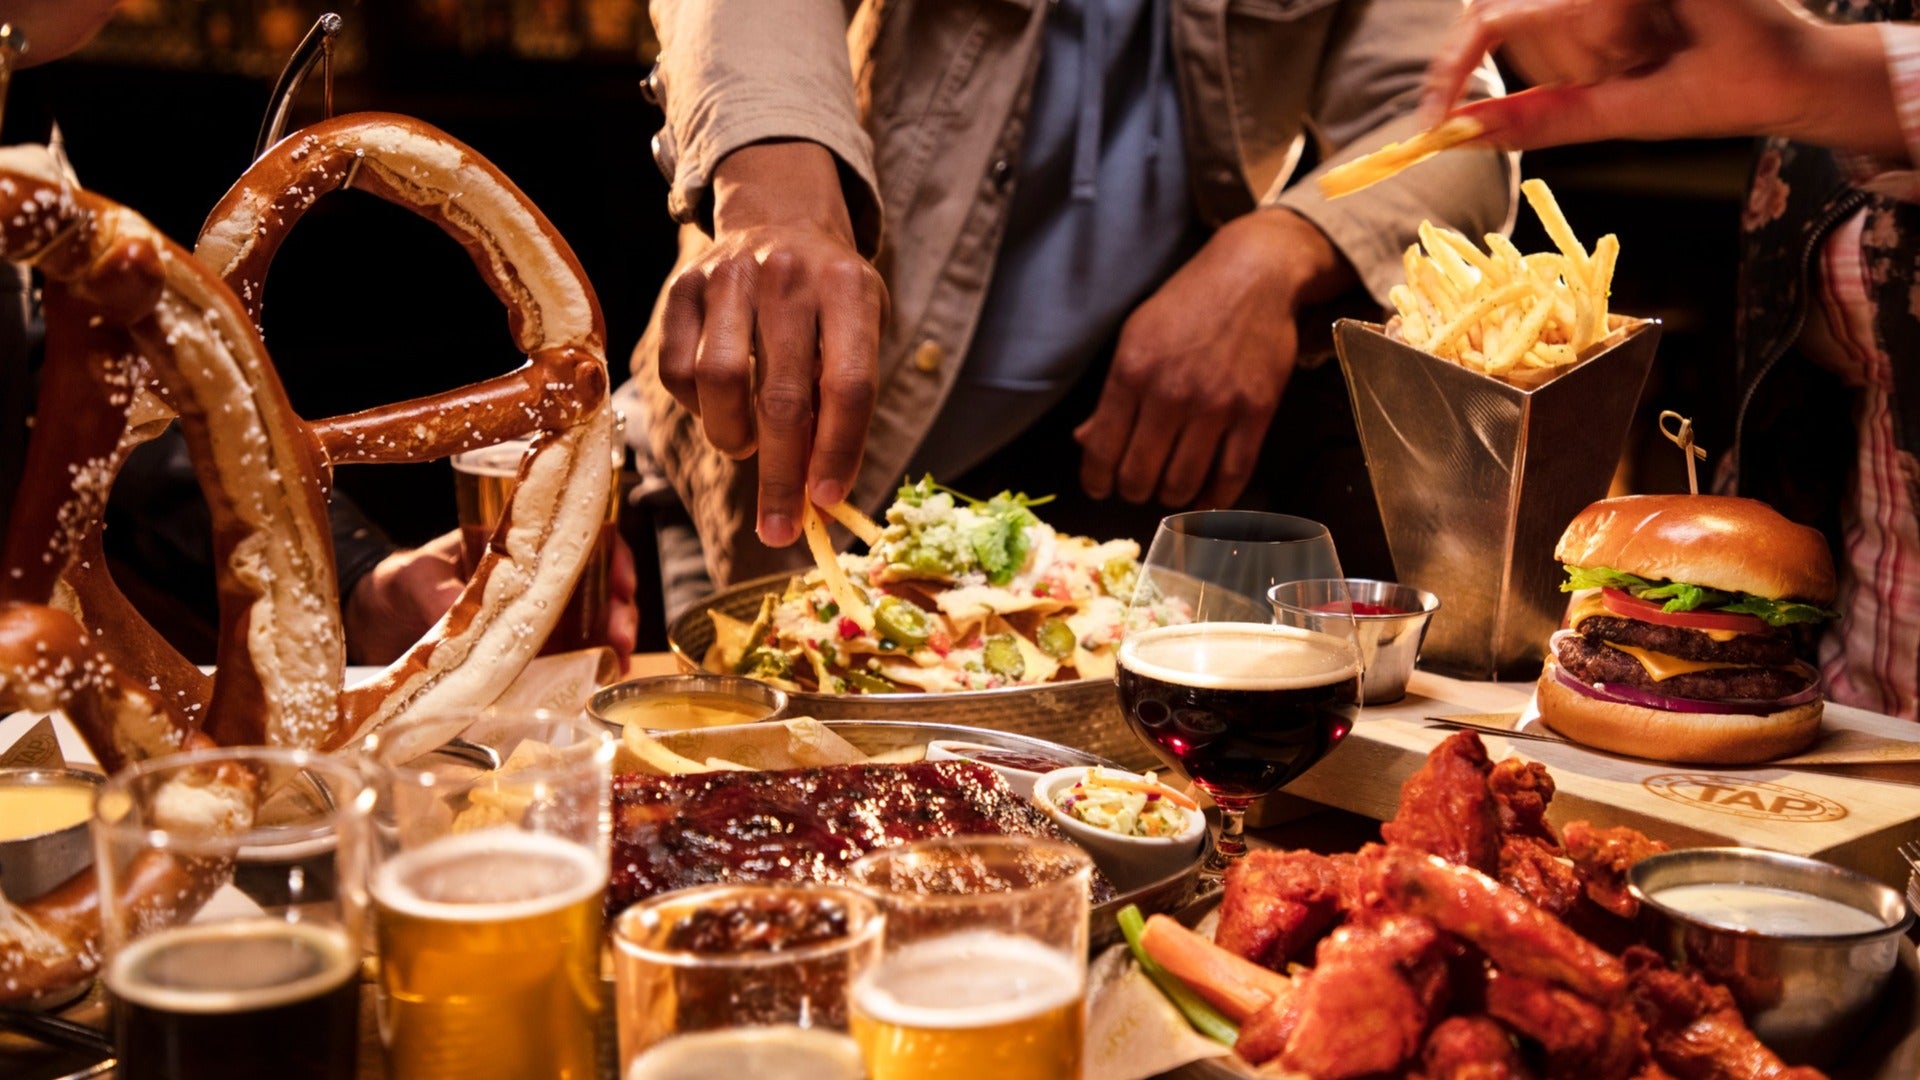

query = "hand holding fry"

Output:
[[1418, 0, 1901, 159], [1389, 179, 1619, 386]]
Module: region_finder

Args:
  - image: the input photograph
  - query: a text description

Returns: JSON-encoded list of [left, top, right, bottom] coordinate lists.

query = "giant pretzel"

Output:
[[0, 113, 613, 1002]]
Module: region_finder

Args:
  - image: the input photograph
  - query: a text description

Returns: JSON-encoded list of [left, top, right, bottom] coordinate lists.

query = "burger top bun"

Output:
[[1553, 495, 1836, 605], [1535, 663, 1822, 764]]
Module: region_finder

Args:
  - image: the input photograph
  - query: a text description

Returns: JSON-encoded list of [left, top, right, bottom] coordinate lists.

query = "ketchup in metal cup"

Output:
[[1312, 600, 1407, 617]]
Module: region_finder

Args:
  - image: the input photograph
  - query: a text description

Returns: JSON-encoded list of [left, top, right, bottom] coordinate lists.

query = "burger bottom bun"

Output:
[[1534, 663, 1822, 765]]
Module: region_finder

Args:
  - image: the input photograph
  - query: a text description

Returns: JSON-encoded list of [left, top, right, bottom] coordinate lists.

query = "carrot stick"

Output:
[[1117, 905, 1239, 1045], [1077, 771, 1201, 811], [1139, 914, 1292, 1023]]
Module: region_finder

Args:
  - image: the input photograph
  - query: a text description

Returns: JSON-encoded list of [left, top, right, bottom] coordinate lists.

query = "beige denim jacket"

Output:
[[634, 0, 1515, 586]]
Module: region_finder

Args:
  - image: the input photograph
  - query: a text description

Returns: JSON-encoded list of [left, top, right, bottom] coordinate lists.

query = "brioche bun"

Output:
[[1553, 494, 1835, 604], [1535, 661, 1822, 765]]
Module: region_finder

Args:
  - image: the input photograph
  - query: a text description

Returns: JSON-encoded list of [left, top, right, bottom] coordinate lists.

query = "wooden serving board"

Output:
[[1275, 672, 1920, 890]]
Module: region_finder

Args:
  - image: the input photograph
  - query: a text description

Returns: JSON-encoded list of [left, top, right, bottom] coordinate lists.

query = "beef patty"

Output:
[[1571, 615, 1795, 667], [1553, 634, 1813, 702]]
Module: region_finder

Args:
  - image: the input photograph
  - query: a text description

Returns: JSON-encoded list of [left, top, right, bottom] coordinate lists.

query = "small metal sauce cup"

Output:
[[1269, 578, 1440, 705], [1629, 847, 1913, 1066], [588, 673, 789, 736], [0, 768, 103, 901]]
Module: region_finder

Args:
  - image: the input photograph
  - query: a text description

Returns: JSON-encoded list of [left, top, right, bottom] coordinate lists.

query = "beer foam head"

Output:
[[373, 827, 605, 922], [852, 930, 1083, 1031], [106, 919, 357, 1014], [1118, 622, 1360, 690], [451, 440, 532, 478], [626, 1026, 865, 1080]]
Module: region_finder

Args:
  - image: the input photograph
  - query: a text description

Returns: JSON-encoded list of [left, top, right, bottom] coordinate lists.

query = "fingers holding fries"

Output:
[[1389, 180, 1621, 387]]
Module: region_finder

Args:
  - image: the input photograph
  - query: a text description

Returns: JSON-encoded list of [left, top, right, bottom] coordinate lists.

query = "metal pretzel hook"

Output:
[[254, 12, 343, 161], [0, 24, 27, 135]]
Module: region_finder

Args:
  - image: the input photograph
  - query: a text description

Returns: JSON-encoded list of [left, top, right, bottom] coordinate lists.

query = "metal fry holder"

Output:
[[1335, 317, 1661, 681]]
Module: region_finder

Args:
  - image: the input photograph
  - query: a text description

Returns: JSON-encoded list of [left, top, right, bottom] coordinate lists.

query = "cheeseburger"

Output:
[[1537, 494, 1836, 764]]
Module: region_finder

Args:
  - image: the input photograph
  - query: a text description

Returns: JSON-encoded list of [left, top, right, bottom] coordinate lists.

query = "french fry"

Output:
[[1425, 279, 1531, 356], [820, 500, 883, 547], [1385, 180, 1621, 389], [800, 501, 874, 632], [1588, 233, 1620, 344], [1486, 296, 1552, 375], [1317, 115, 1486, 200], [1520, 179, 1588, 272]]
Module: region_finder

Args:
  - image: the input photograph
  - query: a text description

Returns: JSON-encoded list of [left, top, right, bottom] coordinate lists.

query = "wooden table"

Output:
[[8, 656, 1917, 1079]]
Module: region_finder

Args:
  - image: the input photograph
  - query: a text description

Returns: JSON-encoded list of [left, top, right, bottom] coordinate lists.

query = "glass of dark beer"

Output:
[[93, 747, 369, 1080], [1117, 511, 1363, 876]]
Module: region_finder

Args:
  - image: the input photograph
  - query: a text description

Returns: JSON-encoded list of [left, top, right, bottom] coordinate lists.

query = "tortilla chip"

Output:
[[707, 607, 756, 672], [1073, 643, 1117, 681], [987, 614, 1060, 684]]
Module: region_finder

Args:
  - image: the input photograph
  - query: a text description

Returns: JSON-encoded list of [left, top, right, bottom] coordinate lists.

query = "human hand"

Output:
[[1074, 210, 1354, 510], [344, 531, 466, 665], [657, 141, 886, 548], [344, 529, 640, 665], [1421, 0, 1898, 159]]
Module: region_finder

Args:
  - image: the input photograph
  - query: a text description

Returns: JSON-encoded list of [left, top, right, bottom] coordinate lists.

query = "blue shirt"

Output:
[[906, 0, 1204, 482]]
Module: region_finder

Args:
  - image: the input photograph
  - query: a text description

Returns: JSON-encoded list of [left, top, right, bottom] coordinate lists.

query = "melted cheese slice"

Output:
[[1604, 642, 1757, 681], [1567, 591, 1608, 627]]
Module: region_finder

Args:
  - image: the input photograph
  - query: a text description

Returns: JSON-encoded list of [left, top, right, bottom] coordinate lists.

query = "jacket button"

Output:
[[913, 340, 944, 373], [641, 63, 664, 105], [990, 158, 1014, 193]]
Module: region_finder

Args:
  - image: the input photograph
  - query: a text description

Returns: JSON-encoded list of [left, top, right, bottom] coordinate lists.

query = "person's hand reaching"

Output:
[[657, 141, 886, 547], [1421, 0, 1899, 160]]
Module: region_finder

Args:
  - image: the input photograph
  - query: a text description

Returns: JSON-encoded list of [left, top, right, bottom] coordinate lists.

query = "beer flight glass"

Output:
[[847, 835, 1092, 1080], [94, 747, 369, 1080], [613, 882, 884, 1079], [361, 708, 615, 1080], [1117, 511, 1363, 875]]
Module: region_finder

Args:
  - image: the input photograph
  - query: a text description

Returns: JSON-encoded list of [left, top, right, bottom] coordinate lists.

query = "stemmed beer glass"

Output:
[[1116, 511, 1363, 876]]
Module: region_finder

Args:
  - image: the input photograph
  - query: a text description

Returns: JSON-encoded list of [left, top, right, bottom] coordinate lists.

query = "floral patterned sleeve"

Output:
[[1845, 23, 1920, 202]]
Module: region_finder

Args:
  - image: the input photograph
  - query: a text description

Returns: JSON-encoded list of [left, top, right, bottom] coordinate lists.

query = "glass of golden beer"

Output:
[[613, 882, 882, 1079], [360, 708, 615, 1080], [93, 747, 369, 1080], [452, 428, 624, 654], [847, 836, 1092, 1080]]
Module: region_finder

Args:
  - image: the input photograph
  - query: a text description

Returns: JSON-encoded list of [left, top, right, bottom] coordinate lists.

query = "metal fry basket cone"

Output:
[[1335, 317, 1661, 680]]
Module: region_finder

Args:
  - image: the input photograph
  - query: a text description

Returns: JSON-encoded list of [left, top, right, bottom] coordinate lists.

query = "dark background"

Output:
[[13, 0, 1751, 651]]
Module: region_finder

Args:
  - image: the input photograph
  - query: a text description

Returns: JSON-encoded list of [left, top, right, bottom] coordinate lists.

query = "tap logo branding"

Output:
[[1641, 774, 1848, 823]]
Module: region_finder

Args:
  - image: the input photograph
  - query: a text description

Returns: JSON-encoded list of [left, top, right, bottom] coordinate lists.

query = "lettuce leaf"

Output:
[[969, 492, 1041, 586], [1560, 564, 1835, 627]]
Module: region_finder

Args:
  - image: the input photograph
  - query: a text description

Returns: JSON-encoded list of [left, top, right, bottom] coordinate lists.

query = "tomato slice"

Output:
[[1598, 587, 1770, 635]]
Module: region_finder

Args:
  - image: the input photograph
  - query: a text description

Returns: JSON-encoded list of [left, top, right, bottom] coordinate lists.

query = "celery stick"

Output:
[[1116, 904, 1240, 1046]]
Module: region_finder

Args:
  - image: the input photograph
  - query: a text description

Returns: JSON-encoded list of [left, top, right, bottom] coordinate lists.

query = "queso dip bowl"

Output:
[[1629, 846, 1912, 1066], [589, 673, 789, 736], [0, 767, 103, 901]]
